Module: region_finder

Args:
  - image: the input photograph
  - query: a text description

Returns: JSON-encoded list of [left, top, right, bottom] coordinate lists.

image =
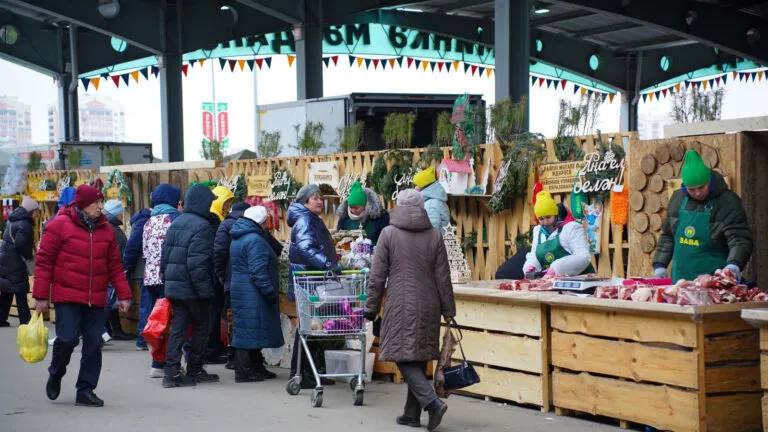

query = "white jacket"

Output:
[[523, 222, 592, 276]]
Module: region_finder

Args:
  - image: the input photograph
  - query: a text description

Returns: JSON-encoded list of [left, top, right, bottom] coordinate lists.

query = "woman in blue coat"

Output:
[[229, 206, 284, 382]]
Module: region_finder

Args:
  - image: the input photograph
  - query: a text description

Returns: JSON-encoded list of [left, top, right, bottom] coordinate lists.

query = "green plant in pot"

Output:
[[294, 122, 324, 155], [201, 139, 223, 161], [382, 112, 415, 149], [67, 148, 83, 169], [258, 130, 282, 157], [337, 121, 364, 153]]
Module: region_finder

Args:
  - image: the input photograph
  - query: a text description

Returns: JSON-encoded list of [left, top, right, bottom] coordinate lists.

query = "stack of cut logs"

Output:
[[629, 140, 722, 261]]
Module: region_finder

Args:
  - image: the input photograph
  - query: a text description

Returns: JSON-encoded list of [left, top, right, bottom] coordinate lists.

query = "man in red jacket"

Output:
[[33, 185, 132, 407]]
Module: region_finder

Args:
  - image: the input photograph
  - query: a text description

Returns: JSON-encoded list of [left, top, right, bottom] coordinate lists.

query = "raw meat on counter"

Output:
[[498, 278, 554, 291]]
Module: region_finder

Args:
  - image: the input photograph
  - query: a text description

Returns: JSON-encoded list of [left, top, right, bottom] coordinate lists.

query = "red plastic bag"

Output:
[[141, 298, 172, 363]]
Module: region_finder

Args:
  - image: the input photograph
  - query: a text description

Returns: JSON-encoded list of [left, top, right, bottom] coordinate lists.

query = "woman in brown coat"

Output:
[[365, 188, 456, 431]]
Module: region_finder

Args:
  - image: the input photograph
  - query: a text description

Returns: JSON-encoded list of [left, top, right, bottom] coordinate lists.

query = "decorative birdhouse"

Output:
[[438, 158, 475, 195]]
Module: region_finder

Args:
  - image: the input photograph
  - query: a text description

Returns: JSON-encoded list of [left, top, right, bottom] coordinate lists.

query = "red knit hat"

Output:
[[75, 184, 104, 209]]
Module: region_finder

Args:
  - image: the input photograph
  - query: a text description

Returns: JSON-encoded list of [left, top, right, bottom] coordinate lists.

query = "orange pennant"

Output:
[[356, 57, 364, 68], [388, 58, 396, 68], [199, 59, 205, 67], [453, 61, 460, 71], [130, 71, 140, 83], [238, 59, 246, 71], [674, 83, 681, 93], [287, 55, 296, 67], [579, 87, 587, 96], [702, 80, 708, 90], [648, 92, 654, 102], [758, 71, 765, 81], [422, 61, 429, 71], [486, 68, 492, 77], [608, 93, 615, 103], [90, 77, 100, 90]]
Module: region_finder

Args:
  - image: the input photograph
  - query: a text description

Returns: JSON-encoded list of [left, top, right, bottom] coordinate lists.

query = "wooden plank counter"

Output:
[[547, 295, 765, 432], [449, 281, 555, 411], [740, 308, 768, 432]]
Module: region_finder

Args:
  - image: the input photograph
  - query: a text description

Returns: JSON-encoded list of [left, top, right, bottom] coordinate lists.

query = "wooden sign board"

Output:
[[247, 175, 272, 197], [308, 162, 340, 190], [539, 161, 584, 194]]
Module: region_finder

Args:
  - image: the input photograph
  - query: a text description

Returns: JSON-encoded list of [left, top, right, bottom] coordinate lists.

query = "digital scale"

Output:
[[552, 276, 617, 294]]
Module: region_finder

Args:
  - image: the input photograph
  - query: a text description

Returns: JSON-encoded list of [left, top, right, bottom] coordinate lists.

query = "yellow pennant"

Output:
[[388, 58, 396, 68], [90, 77, 100, 90], [486, 68, 492, 77], [422, 61, 429, 71], [453, 61, 460, 71], [674, 83, 681, 93], [702, 80, 708, 90], [579, 87, 587, 96], [199, 59, 205, 67], [648, 92, 654, 102], [130, 71, 140, 83], [238, 59, 246, 71], [759, 71, 765, 81], [356, 57, 364, 68], [287, 55, 296, 67]]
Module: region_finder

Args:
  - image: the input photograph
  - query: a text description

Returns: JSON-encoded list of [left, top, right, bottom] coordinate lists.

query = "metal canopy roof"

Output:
[[0, 0, 766, 93]]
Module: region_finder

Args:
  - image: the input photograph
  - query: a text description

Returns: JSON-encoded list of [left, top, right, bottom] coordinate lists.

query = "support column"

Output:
[[63, 25, 79, 142], [620, 53, 640, 132], [495, 0, 530, 129], [160, 4, 184, 162], [295, 22, 324, 100]]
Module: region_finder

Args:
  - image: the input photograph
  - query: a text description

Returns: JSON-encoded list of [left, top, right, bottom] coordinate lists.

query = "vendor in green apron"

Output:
[[653, 150, 753, 282], [523, 191, 594, 277]]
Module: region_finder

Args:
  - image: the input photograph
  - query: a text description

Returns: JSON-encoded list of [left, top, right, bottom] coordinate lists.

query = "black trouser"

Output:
[[397, 361, 439, 411], [206, 287, 225, 356], [234, 348, 264, 377], [0, 291, 31, 325], [48, 303, 108, 394], [165, 299, 210, 378]]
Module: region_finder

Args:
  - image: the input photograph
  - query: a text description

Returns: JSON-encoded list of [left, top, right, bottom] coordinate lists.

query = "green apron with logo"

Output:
[[535, 228, 595, 275], [671, 196, 728, 281]]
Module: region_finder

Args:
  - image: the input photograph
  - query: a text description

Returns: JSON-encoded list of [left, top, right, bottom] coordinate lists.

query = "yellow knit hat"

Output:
[[412, 166, 437, 189], [534, 191, 558, 218]]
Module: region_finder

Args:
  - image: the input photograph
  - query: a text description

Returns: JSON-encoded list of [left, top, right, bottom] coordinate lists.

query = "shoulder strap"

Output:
[[448, 318, 468, 362]]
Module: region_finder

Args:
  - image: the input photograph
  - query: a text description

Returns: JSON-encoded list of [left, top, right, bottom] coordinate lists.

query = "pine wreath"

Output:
[[102, 169, 132, 206]]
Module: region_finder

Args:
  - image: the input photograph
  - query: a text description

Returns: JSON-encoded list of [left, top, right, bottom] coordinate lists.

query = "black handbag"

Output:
[[442, 320, 480, 391]]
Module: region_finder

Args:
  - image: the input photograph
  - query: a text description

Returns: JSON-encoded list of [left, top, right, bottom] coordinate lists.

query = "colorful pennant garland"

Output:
[[640, 67, 767, 103]]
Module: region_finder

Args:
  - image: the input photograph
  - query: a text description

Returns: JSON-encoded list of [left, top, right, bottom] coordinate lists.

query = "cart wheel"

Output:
[[311, 390, 323, 408], [353, 389, 364, 406], [349, 377, 357, 391], [286, 377, 301, 396]]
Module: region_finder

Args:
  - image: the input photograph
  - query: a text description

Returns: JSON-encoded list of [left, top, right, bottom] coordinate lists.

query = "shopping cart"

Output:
[[286, 270, 369, 407]]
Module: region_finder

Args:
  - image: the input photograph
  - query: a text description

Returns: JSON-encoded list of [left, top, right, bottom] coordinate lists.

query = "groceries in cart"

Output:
[[338, 236, 373, 270]]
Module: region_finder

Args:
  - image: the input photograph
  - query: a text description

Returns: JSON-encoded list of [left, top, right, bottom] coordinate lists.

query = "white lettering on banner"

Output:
[[391, 170, 415, 201], [268, 171, 291, 201], [572, 150, 625, 194]]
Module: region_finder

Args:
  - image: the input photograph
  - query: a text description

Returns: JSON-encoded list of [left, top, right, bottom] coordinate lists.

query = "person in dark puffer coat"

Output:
[[33, 185, 132, 407], [229, 206, 284, 382], [122, 207, 151, 349], [0, 196, 39, 326], [160, 185, 219, 388]]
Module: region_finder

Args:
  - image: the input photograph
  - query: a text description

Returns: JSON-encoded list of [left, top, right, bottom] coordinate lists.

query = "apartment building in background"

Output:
[[48, 95, 126, 144], [0, 96, 32, 151]]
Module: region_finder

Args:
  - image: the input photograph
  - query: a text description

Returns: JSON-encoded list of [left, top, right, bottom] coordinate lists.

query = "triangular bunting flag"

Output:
[[601, 93, 607, 102], [101, 73, 110, 80], [758, 71, 764, 81], [587, 90, 593, 97], [546, 79, 552, 88], [708, 78, 714, 88], [702, 80, 708, 90], [219, 58, 227, 70], [246, 59, 255, 71], [349, 55, 356, 67], [573, 85, 580, 95], [715, 77, 721, 86], [332, 56, 339, 66], [81, 77, 90, 91], [608, 93, 615, 103], [453, 61, 460, 71], [111, 75, 121, 88], [388, 58, 396, 69], [732, 71, 738, 79], [121, 73, 130, 85], [722, 75, 727, 84], [486, 68, 493, 78], [422, 61, 429, 71], [471, 65, 477, 75], [90, 77, 100, 91], [255, 58, 264, 70], [738, 72, 745, 81], [477, 66, 485, 76], [406, 57, 413, 68], [437, 62, 443, 72], [674, 83, 681, 93], [685, 80, 691, 89], [189, 59, 197, 68], [372, 59, 379, 69], [264, 57, 272, 68], [642, 93, 647, 103], [696, 81, 703, 90], [538, 77, 545, 87], [531, 75, 536, 86], [648, 92, 654, 102], [751, 72, 757, 81], [228, 59, 237, 72], [199, 59, 205, 67], [580, 87, 587, 96], [655, 91, 661, 100], [140, 68, 149, 80], [287, 55, 296, 67], [181, 64, 189, 77], [322, 57, 330, 67], [382, 59, 388, 70], [357, 57, 364, 68], [130, 71, 140, 83], [430, 62, 436, 72], [466, 64, 472, 74], [364, 58, 372, 69], [396, 57, 404, 68], [662, 88, 668, 97], [238, 59, 246, 71]]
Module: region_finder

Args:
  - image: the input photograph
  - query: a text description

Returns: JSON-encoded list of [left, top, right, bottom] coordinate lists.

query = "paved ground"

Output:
[[0, 319, 620, 432]]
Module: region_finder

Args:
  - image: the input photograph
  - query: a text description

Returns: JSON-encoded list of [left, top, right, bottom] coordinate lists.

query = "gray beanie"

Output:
[[294, 184, 321, 204], [396, 188, 424, 208]]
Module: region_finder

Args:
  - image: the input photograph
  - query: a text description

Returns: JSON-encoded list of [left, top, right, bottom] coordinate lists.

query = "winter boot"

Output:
[[396, 389, 421, 427]]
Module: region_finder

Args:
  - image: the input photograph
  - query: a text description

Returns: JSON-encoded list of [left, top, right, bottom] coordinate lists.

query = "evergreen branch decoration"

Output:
[[435, 111, 453, 148], [258, 130, 283, 158], [383, 113, 415, 149], [418, 144, 444, 169], [488, 132, 547, 214], [337, 121, 365, 153], [367, 149, 413, 202], [102, 169, 132, 206]]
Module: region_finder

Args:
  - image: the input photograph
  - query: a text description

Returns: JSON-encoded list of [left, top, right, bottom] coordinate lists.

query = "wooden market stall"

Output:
[[741, 308, 768, 431]]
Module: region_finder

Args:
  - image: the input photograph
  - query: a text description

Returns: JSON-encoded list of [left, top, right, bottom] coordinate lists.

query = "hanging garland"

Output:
[[489, 132, 547, 214], [102, 169, 132, 206]]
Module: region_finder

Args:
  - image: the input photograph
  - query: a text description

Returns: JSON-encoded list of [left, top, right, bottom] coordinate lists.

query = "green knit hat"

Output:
[[347, 181, 368, 206], [681, 149, 711, 187]]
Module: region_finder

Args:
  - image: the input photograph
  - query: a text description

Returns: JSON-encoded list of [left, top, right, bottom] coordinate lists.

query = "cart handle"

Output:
[[293, 269, 368, 276]]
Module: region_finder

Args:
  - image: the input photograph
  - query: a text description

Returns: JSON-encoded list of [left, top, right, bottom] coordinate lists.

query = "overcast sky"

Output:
[[2, 56, 767, 161]]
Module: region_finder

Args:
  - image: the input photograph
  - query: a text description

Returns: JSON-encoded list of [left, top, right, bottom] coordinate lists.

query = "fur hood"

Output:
[[336, 187, 385, 219]]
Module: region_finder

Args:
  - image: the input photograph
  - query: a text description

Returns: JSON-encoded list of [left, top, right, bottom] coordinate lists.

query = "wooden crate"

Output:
[[741, 308, 768, 432], [446, 283, 552, 411], [550, 297, 764, 432]]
